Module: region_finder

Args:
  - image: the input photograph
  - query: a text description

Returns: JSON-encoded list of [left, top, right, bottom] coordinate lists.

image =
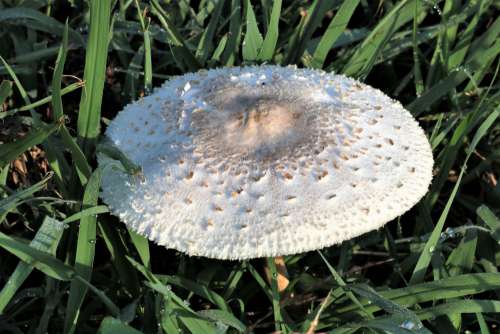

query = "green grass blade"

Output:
[[59, 125, 92, 186], [128, 229, 151, 268], [157, 275, 229, 311], [148, 284, 218, 334], [8, 45, 61, 64], [310, 0, 360, 69], [160, 306, 181, 334], [266, 258, 286, 333], [134, 0, 153, 94], [0, 173, 52, 220], [330, 317, 425, 334], [337, 273, 500, 315], [98, 221, 141, 297], [76, 0, 112, 157], [0, 230, 74, 281], [223, 263, 245, 299], [373, 26, 441, 66], [257, 0, 281, 61], [197, 309, 246, 332], [210, 34, 228, 63], [51, 22, 69, 121], [424, 2, 450, 88], [128, 257, 219, 334], [476, 205, 500, 243], [51, 22, 92, 185], [150, 0, 200, 71], [301, 289, 334, 333], [476, 312, 491, 334], [343, 0, 427, 78], [349, 284, 424, 326], [441, 0, 461, 64], [242, 0, 263, 61], [96, 140, 142, 176], [0, 55, 37, 117], [0, 80, 12, 110], [0, 65, 32, 76], [412, 0, 424, 96], [0, 8, 84, 46], [221, 0, 242, 66], [318, 251, 374, 318], [409, 16, 500, 113], [410, 106, 500, 284], [445, 228, 478, 276], [64, 169, 102, 334], [126, 256, 157, 282], [447, 0, 489, 70], [334, 300, 499, 333], [62, 205, 109, 224], [408, 45, 499, 114], [9, 82, 83, 114], [0, 165, 8, 197], [246, 262, 272, 300], [425, 61, 499, 208], [0, 122, 60, 166], [0, 216, 64, 314], [285, 0, 332, 65], [260, 0, 272, 30], [97, 317, 142, 334], [464, 41, 500, 91], [415, 300, 500, 321], [196, 0, 225, 65], [123, 44, 145, 101]]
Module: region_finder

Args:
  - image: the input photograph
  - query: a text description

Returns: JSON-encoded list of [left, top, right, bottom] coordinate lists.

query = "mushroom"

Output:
[[99, 66, 433, 264]]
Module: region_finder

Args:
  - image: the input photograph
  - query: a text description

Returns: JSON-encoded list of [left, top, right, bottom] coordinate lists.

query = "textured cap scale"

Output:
[[99, 65, 433, 260]]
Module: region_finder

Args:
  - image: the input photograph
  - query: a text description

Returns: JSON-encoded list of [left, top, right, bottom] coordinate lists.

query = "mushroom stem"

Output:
[[265, 256, 289, 293]]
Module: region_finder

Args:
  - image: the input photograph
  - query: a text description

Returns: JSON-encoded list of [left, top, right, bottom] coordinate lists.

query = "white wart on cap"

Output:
[[99, 66, 433, 260]]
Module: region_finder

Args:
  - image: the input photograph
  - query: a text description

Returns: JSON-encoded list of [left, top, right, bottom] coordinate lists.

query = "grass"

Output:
[[0, 0, 499, 333]]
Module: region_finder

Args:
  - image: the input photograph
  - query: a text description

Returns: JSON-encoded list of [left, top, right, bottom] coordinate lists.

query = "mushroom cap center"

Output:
[[192, 84, 317, 163], [225, 98, 302, 154]]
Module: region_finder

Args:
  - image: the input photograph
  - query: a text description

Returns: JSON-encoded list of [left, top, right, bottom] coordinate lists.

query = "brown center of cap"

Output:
[[191, 84, 319, 165], [224, 97, 304, 155]]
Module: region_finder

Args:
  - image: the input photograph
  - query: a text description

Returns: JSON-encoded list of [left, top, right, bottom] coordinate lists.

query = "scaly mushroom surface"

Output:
[[99, 66, 434, 260]]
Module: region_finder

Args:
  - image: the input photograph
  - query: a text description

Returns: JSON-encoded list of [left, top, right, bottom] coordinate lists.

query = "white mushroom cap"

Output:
[[99, 66, 433, 260]]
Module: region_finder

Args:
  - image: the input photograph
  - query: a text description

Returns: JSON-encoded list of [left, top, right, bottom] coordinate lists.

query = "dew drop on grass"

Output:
[[183, 300, 190, 307], [88, 239, 97, 244], [428, 246, 435, 253], [440, 227, 457, 241], [166, 285, 172, 291], [444, 227, 456, 238], [433, 4, 443, 15], [400, 320, 416, 330]]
